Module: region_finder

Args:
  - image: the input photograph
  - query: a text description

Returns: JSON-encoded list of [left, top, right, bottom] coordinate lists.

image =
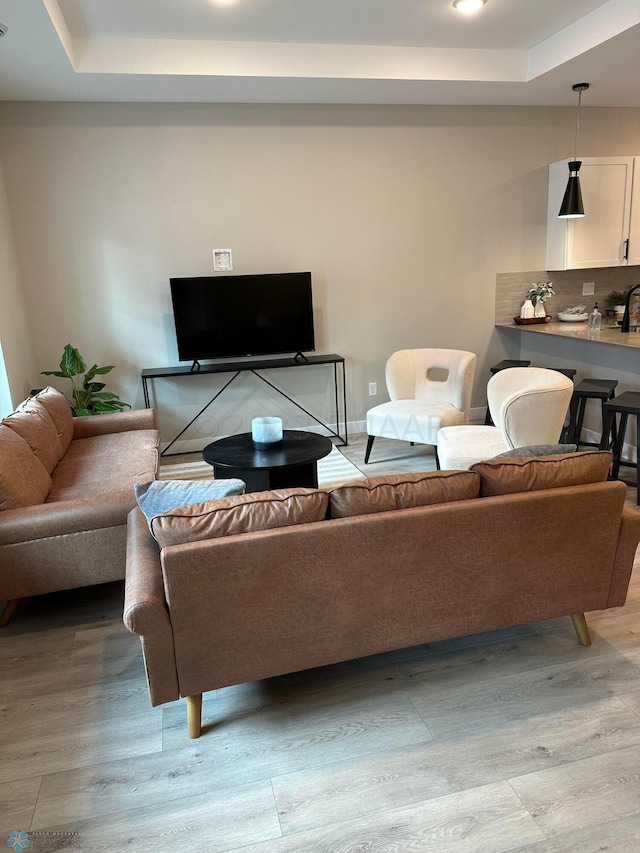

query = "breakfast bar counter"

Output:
[[493, 270, 640, 454], [496, 320, 640, 350], [494, 318, 640, 449]]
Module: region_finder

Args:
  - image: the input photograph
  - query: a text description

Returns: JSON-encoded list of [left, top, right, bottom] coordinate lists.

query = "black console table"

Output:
[[141, 353, 347, 457]]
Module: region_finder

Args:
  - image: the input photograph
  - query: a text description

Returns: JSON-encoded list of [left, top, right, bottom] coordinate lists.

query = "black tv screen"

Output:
[[170, 272, 315, 361]]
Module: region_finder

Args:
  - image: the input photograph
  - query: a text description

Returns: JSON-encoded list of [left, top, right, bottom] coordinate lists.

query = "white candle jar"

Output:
[[251, 417, 283, 450]]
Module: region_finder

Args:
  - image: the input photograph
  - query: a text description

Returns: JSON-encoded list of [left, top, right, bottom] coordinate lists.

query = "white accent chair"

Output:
[[436, 367, 574, 470], [364, 349, 476, 463]]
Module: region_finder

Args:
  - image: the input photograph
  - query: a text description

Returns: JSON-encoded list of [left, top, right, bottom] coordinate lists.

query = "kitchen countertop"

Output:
[[496, 320, 640, 349]]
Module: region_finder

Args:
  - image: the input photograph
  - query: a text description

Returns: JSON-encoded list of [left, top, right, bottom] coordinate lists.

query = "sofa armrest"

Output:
[[0, 490, 136, 545], [124, 507, 179, 706], [72, 408, 157, 439], [124, 508, 169, 631], [607, 505, 640, 607]]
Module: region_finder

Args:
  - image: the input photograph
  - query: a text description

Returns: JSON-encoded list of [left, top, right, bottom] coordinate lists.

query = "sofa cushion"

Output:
[[2, 400, 61, 474], [150, 487, 329, 548], [470, 449, 612, 497], [0, 424, 52, 510], [50, 431, 159, 496], [33, 387, 74, 455], [47, 480, 149, 503], [328, 470, 481, 518], [134, 478, 246, 525], [493, 443, 577, 458]]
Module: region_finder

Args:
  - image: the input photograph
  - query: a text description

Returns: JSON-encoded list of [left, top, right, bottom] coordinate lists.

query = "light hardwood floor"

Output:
[[2, 435, 640, 852]]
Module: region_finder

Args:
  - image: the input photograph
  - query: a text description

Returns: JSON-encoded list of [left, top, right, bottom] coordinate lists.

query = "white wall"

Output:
[[0, 102, 638, 448], [0, 154, 36, 413]]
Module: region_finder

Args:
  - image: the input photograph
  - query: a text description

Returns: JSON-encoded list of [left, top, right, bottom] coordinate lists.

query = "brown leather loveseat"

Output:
[[124, 450, 640, 738], [0, 386, 159, 623]]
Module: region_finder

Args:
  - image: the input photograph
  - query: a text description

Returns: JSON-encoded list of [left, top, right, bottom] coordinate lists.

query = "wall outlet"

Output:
[[582, 282, 595, 296], [368, 382, 377, 396]]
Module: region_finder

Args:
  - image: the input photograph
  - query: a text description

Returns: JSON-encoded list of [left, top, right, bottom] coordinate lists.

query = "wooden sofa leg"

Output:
[[0, 599, 21, 627], [571, 613, 592, 647], [187, 694, 202, 738]]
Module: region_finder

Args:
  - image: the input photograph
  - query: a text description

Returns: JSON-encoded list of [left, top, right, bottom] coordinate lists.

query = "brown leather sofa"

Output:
[[124, 450, 640, 738], [0, 387, 159, 623]]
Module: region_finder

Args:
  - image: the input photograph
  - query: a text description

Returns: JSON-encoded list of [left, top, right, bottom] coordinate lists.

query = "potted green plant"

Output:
[[42, 344, 130, 416], [605, 290, 629, 317], [527, 281, 555, 317]]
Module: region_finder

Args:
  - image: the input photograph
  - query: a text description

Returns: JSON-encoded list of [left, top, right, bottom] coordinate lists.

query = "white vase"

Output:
[[534, 300, 546, 318], [520, 299, 534, 319]]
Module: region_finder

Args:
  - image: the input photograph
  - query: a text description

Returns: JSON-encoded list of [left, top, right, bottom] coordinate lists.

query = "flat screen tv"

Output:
[[169, 272, 315, 363]]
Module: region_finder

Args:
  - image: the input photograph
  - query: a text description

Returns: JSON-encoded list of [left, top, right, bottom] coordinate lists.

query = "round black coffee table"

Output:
[[202, 430, 333, 493]]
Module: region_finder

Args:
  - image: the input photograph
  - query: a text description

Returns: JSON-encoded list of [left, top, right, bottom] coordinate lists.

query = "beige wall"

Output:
[[0, 154, 36, 412], [0, 102, 638, 447]]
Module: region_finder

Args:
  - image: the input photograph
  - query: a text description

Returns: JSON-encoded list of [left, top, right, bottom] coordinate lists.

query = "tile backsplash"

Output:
[[495, 268, 640, 325]]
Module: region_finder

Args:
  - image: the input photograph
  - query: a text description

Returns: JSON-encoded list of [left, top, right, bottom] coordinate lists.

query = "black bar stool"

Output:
[[484, 360, 531, 425], [600, 391, 640, 499], [563, 379, 618, 447], [542, 367, 577, 380], [489, 359, 531, 373]]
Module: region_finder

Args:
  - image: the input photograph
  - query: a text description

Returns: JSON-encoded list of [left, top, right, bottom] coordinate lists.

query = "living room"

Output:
[[2, 1, 640, 851]]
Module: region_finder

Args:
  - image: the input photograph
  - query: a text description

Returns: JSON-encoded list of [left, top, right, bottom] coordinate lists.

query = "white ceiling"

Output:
[[0, 0, 639, 105]]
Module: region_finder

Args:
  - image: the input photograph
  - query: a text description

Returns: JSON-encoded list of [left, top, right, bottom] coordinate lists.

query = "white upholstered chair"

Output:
[[436, 367, 574, 470], [364, 349, 476, 463]]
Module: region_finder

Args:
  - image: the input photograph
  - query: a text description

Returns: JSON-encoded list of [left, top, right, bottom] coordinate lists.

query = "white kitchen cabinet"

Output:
[[546, 156, 638, 270], [628, 160, 640, 266]]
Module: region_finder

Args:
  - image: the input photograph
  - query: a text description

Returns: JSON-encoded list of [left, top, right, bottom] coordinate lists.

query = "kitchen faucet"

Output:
[[621, 284, 640, 333]]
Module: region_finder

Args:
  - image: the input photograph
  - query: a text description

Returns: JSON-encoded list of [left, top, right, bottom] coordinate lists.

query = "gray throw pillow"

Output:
[[493, 444, 577, 459], [135, 479, 246, 524]]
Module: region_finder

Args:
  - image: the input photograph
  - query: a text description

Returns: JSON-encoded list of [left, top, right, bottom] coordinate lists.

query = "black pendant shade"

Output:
[[558, 83, 589, 219], [558, 160, 584, 218]]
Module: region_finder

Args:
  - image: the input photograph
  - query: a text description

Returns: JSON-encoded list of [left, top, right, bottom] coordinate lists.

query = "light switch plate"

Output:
[[582, 282, 595, 296], [213, 249, 233, 271]]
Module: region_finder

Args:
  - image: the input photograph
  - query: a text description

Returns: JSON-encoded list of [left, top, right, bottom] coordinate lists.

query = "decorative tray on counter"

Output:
[[513, 316, 551, 325]]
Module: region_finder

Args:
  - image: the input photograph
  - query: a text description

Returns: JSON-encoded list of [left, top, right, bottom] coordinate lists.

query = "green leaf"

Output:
[[73, 408, 92, 417], [85, 364, 113, 383], [41, 370, 67, 377], [93, 402, 121, 413], [60, 344, 86, 378]]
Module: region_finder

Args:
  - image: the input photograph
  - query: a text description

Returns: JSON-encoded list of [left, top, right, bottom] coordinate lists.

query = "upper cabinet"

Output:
[[546, 156, 639, 270]]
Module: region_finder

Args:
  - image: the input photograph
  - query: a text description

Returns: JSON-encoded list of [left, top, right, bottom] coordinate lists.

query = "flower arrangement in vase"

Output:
[[527, 281, 555, 318]]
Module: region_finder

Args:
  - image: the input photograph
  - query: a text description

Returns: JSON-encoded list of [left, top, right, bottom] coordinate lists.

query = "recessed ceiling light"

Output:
[[452, 0, 486, 12]]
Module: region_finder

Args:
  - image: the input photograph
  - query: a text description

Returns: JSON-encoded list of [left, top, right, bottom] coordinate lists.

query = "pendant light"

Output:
[[558, 82, 590, 218]]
